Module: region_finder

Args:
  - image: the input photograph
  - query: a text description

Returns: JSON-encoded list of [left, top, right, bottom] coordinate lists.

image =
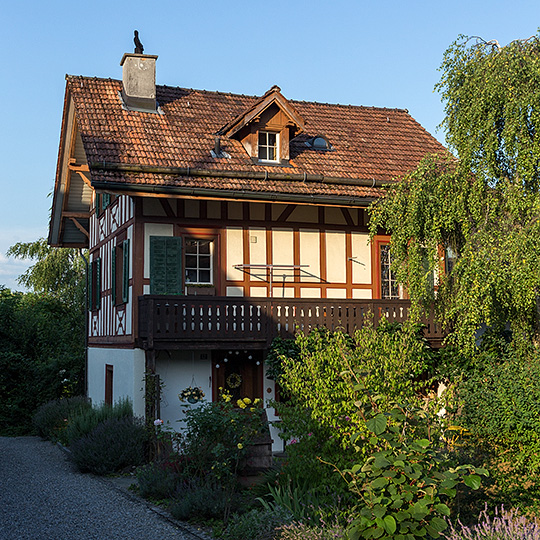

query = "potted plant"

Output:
[[178, 386, 205, 404]]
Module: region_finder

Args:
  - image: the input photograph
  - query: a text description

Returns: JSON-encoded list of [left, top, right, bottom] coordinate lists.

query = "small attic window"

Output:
[[306, 135, 333, 151], [258, 131, 279, 162]]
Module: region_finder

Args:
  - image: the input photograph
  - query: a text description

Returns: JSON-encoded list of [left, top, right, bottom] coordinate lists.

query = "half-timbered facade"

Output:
[[49, 48, 445, 449]]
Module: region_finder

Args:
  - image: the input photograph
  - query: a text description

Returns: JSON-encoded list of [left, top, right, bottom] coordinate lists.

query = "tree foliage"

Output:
[[0, 288, 85, 434], [7, 238, 86, 308], [370, 34, 540, 349]]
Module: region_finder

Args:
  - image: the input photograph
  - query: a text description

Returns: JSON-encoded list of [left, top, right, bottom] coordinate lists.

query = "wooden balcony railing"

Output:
[[138, 296, 444, 349]]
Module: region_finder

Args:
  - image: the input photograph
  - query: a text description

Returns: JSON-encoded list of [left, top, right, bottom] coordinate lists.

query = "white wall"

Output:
[[155, 350, 212, 429], [87, 347, 145, 417]]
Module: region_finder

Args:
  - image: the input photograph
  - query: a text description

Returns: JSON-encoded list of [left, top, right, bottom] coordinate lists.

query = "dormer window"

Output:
[[258, 131, 279, 162], [306, 135, 333, 151]]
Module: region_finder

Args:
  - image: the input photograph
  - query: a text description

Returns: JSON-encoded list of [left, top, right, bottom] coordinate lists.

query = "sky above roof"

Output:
[[1, 0, 539, 291]]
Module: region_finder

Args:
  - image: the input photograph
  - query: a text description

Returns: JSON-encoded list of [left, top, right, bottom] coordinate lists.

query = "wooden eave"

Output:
[[218, 86, 306, 138], [48, 82, 92, 248]]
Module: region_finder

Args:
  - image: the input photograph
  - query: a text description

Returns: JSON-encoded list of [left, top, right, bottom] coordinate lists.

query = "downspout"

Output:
[[79, 248, 89, 398]]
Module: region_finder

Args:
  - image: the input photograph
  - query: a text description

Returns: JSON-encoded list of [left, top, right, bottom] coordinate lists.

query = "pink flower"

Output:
[[154, 419, 164, 426]]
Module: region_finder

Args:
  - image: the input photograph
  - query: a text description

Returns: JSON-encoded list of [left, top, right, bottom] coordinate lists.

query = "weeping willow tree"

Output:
[[370, 34, 540, 350]]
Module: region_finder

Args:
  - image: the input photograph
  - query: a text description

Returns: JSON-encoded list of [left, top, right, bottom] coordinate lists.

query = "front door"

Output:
[[212, 350, 263, 403]]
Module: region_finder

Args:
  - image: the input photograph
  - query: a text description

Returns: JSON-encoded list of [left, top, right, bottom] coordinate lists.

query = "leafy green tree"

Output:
[[0, 288, 85, 434], [370, 34, 540, 350], [7, 238, 86, 308]]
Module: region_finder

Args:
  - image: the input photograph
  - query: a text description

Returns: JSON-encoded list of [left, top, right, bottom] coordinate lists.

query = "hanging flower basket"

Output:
[[179, 386, 205, 403]]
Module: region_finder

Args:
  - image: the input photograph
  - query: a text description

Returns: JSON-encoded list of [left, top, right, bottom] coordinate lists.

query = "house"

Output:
[[48, 45, 445, 448]]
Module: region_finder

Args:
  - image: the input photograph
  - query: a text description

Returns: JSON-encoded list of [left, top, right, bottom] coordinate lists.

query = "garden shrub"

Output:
[[137, 461, 178, 500], [444, 339, 540, 513], [69, 416, 147, 475], [220, 507, 292, 540], [342, 376, 487, 540], [269, 322, 434, 501], [32, 395, 91, 442], [277, 520, 347, 540], [64, 397, 134, 445], [169, 480, 231, 521], [443, 505, 540, 539], [0, 289, 84, 435]]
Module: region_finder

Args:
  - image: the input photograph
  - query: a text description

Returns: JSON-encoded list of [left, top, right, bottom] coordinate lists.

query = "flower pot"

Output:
[[187, 397, 199, 404]]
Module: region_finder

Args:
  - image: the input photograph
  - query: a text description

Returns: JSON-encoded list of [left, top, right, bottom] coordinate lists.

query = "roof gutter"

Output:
[[89, 180, 378, 207], [88, 161, 392, 188]]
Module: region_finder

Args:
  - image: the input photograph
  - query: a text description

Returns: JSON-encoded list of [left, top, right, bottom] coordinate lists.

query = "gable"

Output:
[[49, 90, 93, 247]]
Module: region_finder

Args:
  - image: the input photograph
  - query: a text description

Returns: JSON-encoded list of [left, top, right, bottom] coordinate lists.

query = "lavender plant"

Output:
[[444, 505, 540, 539]]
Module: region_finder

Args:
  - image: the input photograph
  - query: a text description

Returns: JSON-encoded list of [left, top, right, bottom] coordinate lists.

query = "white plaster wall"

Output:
[[326, 231, 347, 282], [351, 232, 371, 284], [353, 289, 373, 299], [156, 350, 212, 429], [326, 289, 347, 298], [299, 229, 320, 282], [300, 288, 321, 298], [144, 223, 174, 279], [87, 347, 145, 417], [272, 229, 294, 266], [226, 227, 244, 281]]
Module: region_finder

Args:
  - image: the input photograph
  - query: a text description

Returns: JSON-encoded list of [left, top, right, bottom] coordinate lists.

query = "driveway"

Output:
[[0, 436, 205, 540]]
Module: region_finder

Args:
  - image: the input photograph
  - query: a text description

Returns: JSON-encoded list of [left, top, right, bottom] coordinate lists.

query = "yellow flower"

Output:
[[237, 400, 247, 409], [253, 398, 261, 405], [243, 397, 252, 405], [250, 408, 256, 412], [237, 443, 243, 449]]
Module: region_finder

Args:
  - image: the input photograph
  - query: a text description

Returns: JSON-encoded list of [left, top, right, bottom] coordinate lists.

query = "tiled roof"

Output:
[[66, 76, 446, 202]]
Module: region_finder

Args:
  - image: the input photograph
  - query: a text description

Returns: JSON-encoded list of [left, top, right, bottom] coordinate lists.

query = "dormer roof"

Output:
[[218, 85, 305, 138]]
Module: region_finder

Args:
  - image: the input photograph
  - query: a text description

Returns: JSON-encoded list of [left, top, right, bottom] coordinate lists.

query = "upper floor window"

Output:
[[185, 239, 213, 285], [380, 244, 399, 299], [258, 131, 279, 162]]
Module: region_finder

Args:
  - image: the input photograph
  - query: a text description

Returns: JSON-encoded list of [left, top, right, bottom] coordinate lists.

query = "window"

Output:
[[112, 239, 130, 305], [380, 245, 399, 299], [306, 135, 333, 150], [185, 239, 213, 284], [258, 131, 279, 162], [89, 257, 101, 310]]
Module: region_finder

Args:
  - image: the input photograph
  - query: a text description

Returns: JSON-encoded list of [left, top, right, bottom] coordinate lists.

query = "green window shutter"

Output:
[[122, 239, 130, 303], [88, 261, 93, 311], [95, 193, 101, 213], [111, 248, 117, 305], [103, 193, 111, 210], [96, 258, 101, 310], [150, 236, 182, 295]]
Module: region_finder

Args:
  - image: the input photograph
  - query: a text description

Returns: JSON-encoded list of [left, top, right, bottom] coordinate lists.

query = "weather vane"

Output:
[[134, 30, 144, 54]]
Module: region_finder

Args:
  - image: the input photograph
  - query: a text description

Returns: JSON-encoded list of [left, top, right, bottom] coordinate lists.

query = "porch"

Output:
[[138, 296, 444, 350]]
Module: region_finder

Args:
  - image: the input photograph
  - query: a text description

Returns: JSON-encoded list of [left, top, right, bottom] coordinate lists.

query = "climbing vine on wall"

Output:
[[370, 34, 540, 351]]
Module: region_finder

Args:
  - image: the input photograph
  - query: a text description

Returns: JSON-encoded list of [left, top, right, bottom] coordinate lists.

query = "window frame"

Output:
[[258, 131, 280, 163], [379, 243, 400, 300], [184, 238, 215, 286]]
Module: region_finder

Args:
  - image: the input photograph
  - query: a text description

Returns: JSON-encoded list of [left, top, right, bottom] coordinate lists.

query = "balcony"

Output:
[[138, 296, 444, 350]]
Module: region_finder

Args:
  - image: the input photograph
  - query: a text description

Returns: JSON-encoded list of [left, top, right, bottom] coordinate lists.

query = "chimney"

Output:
[[120, 52, 159, 113]]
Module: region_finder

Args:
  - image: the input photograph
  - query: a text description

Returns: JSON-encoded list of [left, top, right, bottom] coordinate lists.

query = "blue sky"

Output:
[[2, 0, 539, 291]]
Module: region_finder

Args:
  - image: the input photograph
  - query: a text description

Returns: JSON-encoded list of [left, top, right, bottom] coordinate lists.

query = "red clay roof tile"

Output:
[[66, 76, 446, 202]]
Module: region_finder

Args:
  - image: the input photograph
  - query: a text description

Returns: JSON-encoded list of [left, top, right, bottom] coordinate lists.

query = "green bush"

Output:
[[170, 481, 231, 521], [269, 322, 434, 500], [69, 416, 147, 475], [0, 289, 84, 435], [221, 507, 292, 540], [64, 398, 134, 445], [277, 520, 347, 540], [137, 461, 178, 500], [32, 396, 91, 442]]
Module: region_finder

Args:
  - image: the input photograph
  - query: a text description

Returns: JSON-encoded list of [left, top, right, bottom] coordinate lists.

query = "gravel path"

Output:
[[0, 436, 205, 540]]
